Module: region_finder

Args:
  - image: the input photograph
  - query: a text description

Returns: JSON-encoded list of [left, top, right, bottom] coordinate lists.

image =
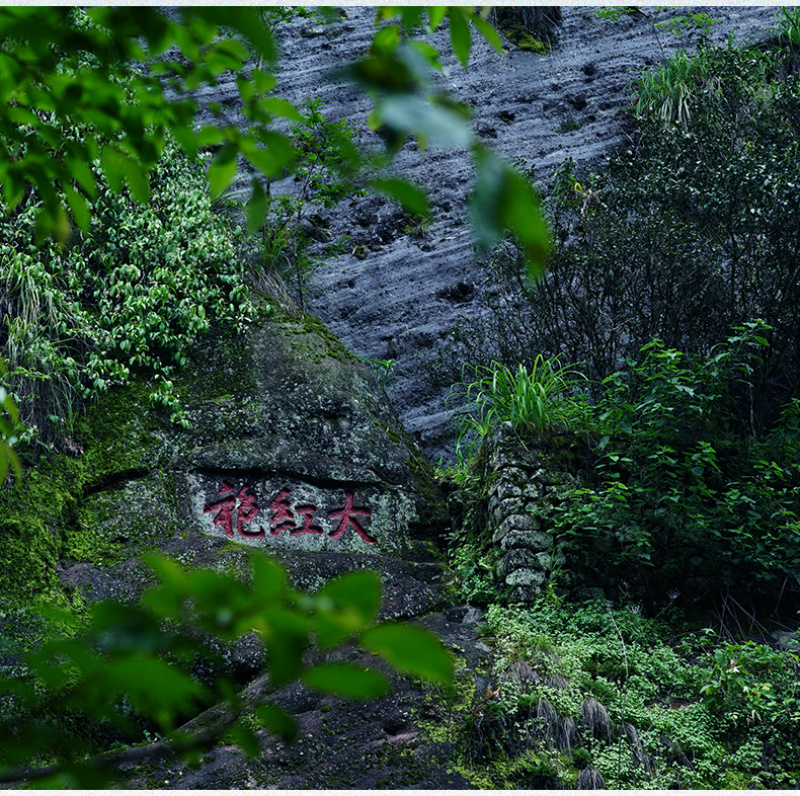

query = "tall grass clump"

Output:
[[632, 35, 774, 126], [452, 354, 585, 460]]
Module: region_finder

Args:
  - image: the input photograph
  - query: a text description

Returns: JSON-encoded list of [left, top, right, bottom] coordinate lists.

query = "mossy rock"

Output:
[[0, 309, 447, 619]]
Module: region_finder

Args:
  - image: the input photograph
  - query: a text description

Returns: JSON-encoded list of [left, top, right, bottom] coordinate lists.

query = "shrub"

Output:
[[552, 324, 800, 610], [252, 97, 362, 309], [0, 135, 254, 442], [433, 32, 800, 437], [491, 7, 562, 53], [480, 601, 800, 789]]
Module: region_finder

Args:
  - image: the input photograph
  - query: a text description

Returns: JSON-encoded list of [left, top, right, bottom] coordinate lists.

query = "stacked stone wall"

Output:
[[481, 423, 582, 603]]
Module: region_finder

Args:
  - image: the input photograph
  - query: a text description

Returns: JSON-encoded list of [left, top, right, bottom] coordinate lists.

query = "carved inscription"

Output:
[[203, 480, 375, 543]]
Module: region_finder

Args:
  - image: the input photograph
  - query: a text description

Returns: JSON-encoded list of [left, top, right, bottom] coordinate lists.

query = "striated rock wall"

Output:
[[165, 6, 778, 461], [265, 6, 778, 461]]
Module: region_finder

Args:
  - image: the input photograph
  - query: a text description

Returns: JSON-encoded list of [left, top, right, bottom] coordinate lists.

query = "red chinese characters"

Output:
[[268, 488, 324, 536], [202, 482, 375, 543], [329, 491, 375, 543], [203, 480, 265, 538]]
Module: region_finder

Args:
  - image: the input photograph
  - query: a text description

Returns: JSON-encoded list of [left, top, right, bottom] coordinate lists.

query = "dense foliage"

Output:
[[0, 6, 548, 274], [468, 601, 800, 789], [0, 552, 451, 788], [442, 20, 800, 789], [553, 325, 800, 610], [447, 16, 800, 609], [1, 140, 254, 440], [443, 31, 800, 434]]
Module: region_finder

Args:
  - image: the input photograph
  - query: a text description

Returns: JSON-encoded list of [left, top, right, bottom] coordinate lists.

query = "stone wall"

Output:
[[480, 422, 583, 604]]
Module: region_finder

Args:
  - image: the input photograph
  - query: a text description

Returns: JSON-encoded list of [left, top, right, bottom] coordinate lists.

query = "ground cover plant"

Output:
[[465, 600, 800, 789]]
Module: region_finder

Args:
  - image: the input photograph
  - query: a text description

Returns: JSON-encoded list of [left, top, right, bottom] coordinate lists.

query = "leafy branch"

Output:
[[0, 6, 549, 277], [0, 550, 452, 788]]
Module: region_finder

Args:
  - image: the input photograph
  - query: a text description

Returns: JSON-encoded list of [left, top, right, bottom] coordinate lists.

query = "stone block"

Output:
[[492, 513, 540, 543], [497, 548, 536, 579], [500, 530, 554, 551], [490, 497, 525, 525], [505, 568, 545, 587]]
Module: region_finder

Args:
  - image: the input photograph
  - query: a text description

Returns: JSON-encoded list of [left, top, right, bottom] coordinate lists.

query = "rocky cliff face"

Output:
[[252, 6, 776, 461]]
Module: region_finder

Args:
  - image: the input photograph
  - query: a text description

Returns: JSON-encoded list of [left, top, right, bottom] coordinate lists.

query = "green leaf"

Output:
[[448, 8, 472, 68], [228, 723, 261, 758], [123, 157, 151, 204], [319, 570, 382, 623], [207, 152, 238, 199], [409, 40, 443, 71], [196, 124, 225, 147], [248, 550, 286, 602], [427, 7, 447, 31], [251, 68, 277, 95], [100, 144, 124, 194], [246, 179, 269, 235], [186, 8, 276, 65], [315, 570, 382, 649], [360, 623, 452, 684], [301, 663, 389, 698], [264, 609, 308, 687], [371, 177, 430, 218], [469, 147, 550, 278], [258, 97, 304, 123], [377, 95, 472, 149], [399, 7, 424, 30], [144, 554, 188, 591], [372, 24, 401, 55], [241, 133, 294, 181], [472, 15, 505, 55], [204, 39, 250, 76], [254, 703, 298, 743], [171, 125, 199, 159], [79, 654, 206, 730]]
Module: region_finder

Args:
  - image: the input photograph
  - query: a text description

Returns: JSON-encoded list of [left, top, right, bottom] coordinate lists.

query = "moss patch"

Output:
[[0, 382, 173, 610]]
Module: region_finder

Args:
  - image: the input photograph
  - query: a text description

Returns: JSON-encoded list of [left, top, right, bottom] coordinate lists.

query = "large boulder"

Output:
[[0, 308, 449, 619], [174, 310, 441, 558]]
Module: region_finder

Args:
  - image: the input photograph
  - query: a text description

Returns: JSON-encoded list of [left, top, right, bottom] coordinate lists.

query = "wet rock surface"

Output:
[[121, 607, 490, 790], [50, 311, 450, 633]]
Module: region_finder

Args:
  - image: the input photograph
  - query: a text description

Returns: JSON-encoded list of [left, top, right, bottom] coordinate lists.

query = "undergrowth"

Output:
[[0, 135, 256, 444], [463, 600, 800, 789]]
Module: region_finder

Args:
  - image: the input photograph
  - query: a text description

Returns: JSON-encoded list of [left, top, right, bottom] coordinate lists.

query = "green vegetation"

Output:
[[491, 7, 562, 54], [451, 355, 585, 460], [0, 358, 22, 484], [0, 6, 549, 277], [466, 601, 800, 789], [4, 4, 800, 791], [0, 552, 451, 788], [440, 14, 800, 789], [1, 6, 527, 787], [253, 97, 363, 310], [1, 139, 254, 441], [552, 324, 800, 610]]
